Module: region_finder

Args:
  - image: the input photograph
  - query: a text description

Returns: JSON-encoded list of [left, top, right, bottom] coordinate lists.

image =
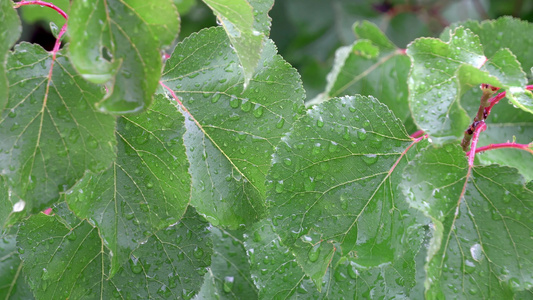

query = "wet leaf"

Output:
[[0, 43, 116, 213], [267, 95, 427, 289], [161, 26, 305, 228], [0, 234, 34, 300], [66, 94, 190, 277], [68, 0, 179, 113], [402, 144, 533, 298], [202, 0, 274, 87], [0, 0, 21, 110]]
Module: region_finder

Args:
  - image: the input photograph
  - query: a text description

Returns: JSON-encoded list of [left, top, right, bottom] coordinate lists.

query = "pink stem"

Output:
[[14, 0, 68, 20], [467, 121, 486, 167], [43, 208, 53, 215], [486, 85, 533, 116], [410, 130, 425, 139], [472, 142, 533, 155]]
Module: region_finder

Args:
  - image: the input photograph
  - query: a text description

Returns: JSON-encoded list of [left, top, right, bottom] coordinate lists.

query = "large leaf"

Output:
[[194, 227, 258, 299], [66, 94, 190, 277], [161, 26, 305, 228], [0, 43, 116, 213], [407, 26, 532, 144], [402, 144, 533, 298], [0, 0, 21, 110], [17, 208, 211, 299], [312, 21, 411, 124], [202, 0, 274, 87], [68, 0, 179, 113], [266, 95, 427, 289], [0, 234, 34, 300]]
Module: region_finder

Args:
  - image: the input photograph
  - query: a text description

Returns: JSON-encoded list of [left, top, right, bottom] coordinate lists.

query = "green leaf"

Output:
[[312, 21, 411, 124], [0, 234, 34, 300], [0, 43, 116, 213], [402, 144, 533, 298], [161, 26, 305, 228], [194, 227, 258, 299], [202, 0, 274, 87], [0, 0, 21, 110], [0, 176, 26, 230], [244, 219, 426, 298], [174, 0, 197, 15], [18, 208, 211, 299], [66, 94, 190, 277], [68, 0, 179, 113], [266, 95, 426, 290]]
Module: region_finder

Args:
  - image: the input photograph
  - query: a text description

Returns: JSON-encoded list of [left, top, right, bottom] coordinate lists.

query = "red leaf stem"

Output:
[[14, 0, 68, 20], [410, 129, 425, 139], [467, 121, 486, 167], [486, 85, 533, 116], [471, 142, 533, 155]]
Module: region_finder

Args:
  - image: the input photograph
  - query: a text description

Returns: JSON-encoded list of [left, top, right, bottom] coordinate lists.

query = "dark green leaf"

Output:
[[0, 0, 21, 110], [0, 234, 34, 300], [202, 0, 274, 87], [0, 44, 116, 213], [161, 26, 305, 227], [18, 207, 211, 299], [68, 0, 179, 113], [66, 94, 190, 277], [267, 95, 426, 289], [194, 227, 257, 299], [402, 144, 533, 298]]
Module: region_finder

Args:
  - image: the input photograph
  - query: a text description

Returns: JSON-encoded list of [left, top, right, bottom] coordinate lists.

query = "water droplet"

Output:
[[347, 261, 359, 279], [470, 243, 483, 262], [276, 118, 285, 129], [463, 259, 475, 274], [275, 181, 284, 193], [362, 154, 378, 165], [130, 258, 143, 274], [253, 106, 264, 118], [223, 276, 234, 293], [193, 246, 204, 258], [211, 93, 221, 103], [357, 129, 367, 141], [229, 96, 240, 108], [317, 118, 324, 128], [308, 243, 321, 262], [67, 231, 77, 241]]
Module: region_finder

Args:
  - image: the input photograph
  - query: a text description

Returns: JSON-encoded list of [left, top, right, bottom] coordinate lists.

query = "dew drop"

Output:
[[253, 106, 264, 118], [308, 244, 321, 262], [223, 276, 234, 293], [357, 129, 367, 141]]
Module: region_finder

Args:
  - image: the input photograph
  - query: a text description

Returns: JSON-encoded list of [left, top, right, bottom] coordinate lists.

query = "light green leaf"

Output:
[[267, 95, 426, 290], [202, 0, 274, 87], [402, 144, 533, 298], [174, 0, 197, 14], [161, 27, 305, 228], [18, 208, 211, 299], [0, 0, 21, 110], [194, 227, 258, 300], [0, 234, 34, 300], [0, 43, 116, 213], [68, 0, 179, 113], [312, 21, 411, 124], [66, 94, 190, 277]]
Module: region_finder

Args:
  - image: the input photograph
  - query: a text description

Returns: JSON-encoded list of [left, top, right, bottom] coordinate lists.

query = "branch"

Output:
[[467, 121, 486, 167]]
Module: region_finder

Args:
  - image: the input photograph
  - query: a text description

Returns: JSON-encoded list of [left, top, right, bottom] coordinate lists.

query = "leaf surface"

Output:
[[68, 0, 179, 113], [18, 208, 211, 299], [0, 0, 21, 110], [266, 95, 426, 289], [202, 0, 274, 87], [0, 234, 34, 300], [66, 94, 190, 277], [161, 27, 304, 227], [0, 44, 116, 213], [402, 145, 533, 298]]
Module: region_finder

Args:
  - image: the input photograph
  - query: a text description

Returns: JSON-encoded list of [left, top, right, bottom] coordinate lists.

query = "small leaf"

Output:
[[202, 0, 274, 87], [66, 94, 190, 277], [402, 144, 533, 297], [313, 21, 411, 124], [194, 227, 258, 299], [267, 95, 427, 289], [0, 0, 22, 110], [68, 0, 179, 113], [0, 44, 116, 213], [161, 27, 305, 228]]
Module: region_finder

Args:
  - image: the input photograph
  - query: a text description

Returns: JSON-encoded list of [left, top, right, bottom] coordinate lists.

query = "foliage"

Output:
[[1, 0, 533, 299]]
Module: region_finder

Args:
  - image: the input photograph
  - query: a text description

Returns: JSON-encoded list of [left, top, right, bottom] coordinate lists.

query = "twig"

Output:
[[467, 121, 486, 167], [471, 142, 533, 155]]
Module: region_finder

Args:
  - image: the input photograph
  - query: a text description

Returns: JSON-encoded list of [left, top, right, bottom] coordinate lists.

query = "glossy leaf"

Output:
[[313, 21, 411, 124], [0, 176, 25, 230], [0, 234, 34, 300], [66, 94, 190, 277], [161, 26, 305, 228], [202, 0, 274, 87], [68, 0, 179, 113], [18, 208, 211, 299], [267, 95, 426, 289], [0, 0, 21, 110], [402, 144, 533, 298], [0, 43, 116, 213], [194, 227, 258, 299]]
